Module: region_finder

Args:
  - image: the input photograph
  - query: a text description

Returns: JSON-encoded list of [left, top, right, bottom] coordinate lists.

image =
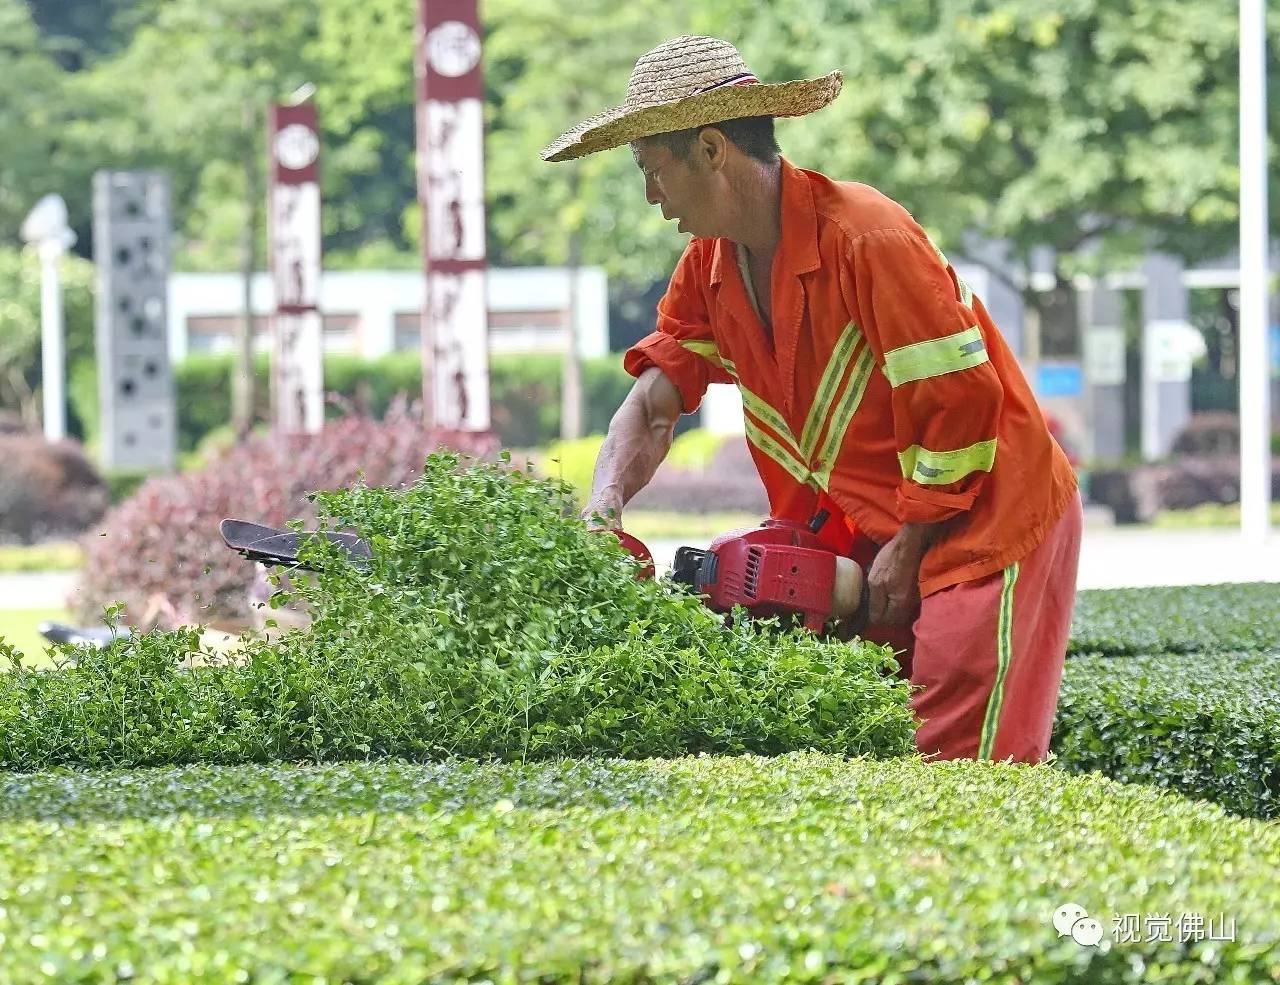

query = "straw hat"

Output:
[[540, 35, 842, 163]]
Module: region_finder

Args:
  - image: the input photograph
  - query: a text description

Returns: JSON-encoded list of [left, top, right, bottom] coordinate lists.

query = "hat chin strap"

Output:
[[696, 73, 760, 94]]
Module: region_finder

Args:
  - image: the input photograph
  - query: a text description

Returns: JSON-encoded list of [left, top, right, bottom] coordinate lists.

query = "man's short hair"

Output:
[[646, 116, 780, 165]]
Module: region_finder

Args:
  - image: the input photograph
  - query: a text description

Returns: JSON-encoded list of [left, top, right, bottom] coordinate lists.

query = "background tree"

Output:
[[710, 0, 1278, 352], [0, 0, 78, 239]]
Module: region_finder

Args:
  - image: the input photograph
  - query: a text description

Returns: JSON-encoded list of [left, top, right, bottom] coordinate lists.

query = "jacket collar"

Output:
[[709, 157, 820, 285]]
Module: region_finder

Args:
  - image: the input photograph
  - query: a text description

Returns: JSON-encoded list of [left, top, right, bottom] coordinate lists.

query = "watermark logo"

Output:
[[1052, 902, 1104, 946], [1053, 903, 1237, 946]]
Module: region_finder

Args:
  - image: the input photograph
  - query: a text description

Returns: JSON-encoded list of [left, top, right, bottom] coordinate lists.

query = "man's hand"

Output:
[[581, 498, 623, 531], [865, 523, 938, 627]]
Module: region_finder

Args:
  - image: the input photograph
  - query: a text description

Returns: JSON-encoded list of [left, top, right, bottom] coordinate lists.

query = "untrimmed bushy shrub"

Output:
[[74, 404, 496, 628], [2, 454, 915, 770], [1053, 651, 1280, 819], [1068, 583, 1280, 656], [0, 436, 108, 544], [0, 754, 1277, 982]]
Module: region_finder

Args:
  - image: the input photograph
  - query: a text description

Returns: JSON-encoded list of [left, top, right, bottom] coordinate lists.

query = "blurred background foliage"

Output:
[[1, 0, 1275, 291], [2, 0, 1277, 466]]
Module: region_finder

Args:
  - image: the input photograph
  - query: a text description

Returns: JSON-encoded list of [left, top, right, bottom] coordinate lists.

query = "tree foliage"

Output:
[[701, 0, 1275, 292], [0, 245, 96, 429], [3, 0, 1277, 301]]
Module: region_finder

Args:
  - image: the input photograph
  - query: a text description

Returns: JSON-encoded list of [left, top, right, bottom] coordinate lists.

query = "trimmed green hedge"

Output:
[[166, 353, 636, 452], [1068, 583, 1280, 656], [0, 753, 1276, 983], [1053, 650, 1280, 819], [1055, 582, 1280, 820]]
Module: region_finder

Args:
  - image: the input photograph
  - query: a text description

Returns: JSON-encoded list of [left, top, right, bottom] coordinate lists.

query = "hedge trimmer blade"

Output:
[[38, 621, 132, 651], [219, 518, 372, 572]]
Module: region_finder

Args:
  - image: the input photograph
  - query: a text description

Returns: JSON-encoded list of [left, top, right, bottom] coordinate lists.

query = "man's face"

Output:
[[631, 139, 717, 238]]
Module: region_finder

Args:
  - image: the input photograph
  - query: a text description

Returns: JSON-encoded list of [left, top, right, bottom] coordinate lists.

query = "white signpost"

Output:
[[268, 100, 324, 434], [415, 2, 491, 431], [20, 194, 76, 443], [1239, 0, 1272, 539]]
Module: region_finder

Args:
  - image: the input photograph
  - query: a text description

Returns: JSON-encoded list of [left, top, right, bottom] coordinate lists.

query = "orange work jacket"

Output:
[[624, 157, 1078, 598]]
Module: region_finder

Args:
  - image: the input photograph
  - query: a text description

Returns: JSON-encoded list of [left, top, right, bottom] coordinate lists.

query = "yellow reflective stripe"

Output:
[[883, 326, 988, 388], [898, 438, 997, 485], [800, 322, 861, 458], [738, 384, 803, 461], [679, 339, 726, 372], [979, 561, 1020, 761], [927, 234, 949, 268], [680, 340, 719, 358], [743, 415, 816, 489], [814, 346, 876, 489], [721, 357, 738, 379]]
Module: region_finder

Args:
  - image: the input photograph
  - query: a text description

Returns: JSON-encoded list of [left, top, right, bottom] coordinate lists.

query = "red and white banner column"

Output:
[[268, 102, 324, 434], [415, 0, 490, 430]]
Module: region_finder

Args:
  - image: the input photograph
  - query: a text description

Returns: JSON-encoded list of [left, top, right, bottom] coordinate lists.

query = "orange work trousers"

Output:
[[857, 493, 1084, 764]]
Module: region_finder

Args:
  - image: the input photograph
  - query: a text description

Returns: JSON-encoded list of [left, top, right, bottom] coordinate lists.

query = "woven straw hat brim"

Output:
[[540, 71, 842, 163]]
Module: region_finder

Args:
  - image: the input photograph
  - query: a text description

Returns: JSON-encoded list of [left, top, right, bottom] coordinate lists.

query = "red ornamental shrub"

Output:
[[0, 435, 109, 544], [75, 402, 497, 628]]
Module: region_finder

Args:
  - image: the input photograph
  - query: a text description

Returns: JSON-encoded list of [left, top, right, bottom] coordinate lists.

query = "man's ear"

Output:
[[697, 126, 731, 172]]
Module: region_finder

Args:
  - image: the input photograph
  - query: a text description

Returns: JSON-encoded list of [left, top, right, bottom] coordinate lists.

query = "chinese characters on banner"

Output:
[[415, 0, 490, 430], [268, 103, 324, 434]]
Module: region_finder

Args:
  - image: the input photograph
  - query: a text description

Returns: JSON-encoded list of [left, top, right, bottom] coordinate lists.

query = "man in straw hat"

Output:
[[543, 36, 1083, 765]]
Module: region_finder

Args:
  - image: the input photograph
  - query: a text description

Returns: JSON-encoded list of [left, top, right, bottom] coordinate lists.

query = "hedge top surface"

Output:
[[1068, 582, 1280, 656], [0, 753, 1276, 984]]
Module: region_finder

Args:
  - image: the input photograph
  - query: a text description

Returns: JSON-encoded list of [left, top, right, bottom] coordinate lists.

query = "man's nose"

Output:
[[644, 176, 663, 206]]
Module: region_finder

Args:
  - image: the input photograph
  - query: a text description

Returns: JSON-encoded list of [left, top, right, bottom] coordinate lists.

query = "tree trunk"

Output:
[[232, 102, 260, 442]]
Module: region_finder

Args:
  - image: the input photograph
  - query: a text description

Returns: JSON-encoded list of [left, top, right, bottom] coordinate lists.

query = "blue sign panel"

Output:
[[1036, 362, 1085, 398]]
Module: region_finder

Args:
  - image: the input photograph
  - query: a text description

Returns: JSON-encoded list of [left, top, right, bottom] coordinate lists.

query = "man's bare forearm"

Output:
[[586, 400, 673, 517], [583, 368, 682, 524]]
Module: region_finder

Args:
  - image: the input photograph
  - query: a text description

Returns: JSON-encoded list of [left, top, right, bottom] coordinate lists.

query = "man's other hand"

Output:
[[865, 524, 931, 627]]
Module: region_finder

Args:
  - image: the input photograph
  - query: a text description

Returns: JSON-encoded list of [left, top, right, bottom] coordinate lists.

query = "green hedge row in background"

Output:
[[1053, 581, 1280, 820], [1067, 583, 1280, 656], [1054, 650, 1280, 820], [139, 353, 637, 453]]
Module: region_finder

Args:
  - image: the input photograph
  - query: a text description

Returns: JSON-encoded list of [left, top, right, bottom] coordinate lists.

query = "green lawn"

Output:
[[1152, 501, 1280, 528], [0, 609, 68, 668], [0, 541, 83, 573]]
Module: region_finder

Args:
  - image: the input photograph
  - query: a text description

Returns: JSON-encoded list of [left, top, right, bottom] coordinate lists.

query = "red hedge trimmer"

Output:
[[218, 513, 871, 635]]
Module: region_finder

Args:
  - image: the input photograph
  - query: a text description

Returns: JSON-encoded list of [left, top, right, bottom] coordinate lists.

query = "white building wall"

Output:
[[167, 267, 610, 361]]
